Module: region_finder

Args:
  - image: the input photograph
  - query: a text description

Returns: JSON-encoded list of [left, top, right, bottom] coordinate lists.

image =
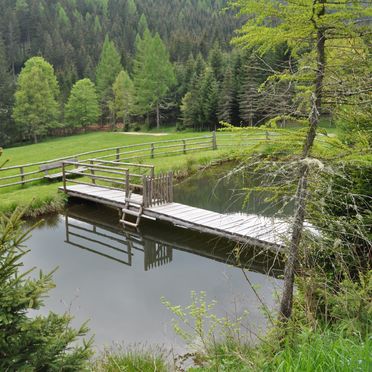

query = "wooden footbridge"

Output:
[[59, 160, 288, 251]]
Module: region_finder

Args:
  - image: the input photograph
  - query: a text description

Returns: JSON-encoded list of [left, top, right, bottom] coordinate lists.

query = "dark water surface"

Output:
[[23, 165, 285, 349]]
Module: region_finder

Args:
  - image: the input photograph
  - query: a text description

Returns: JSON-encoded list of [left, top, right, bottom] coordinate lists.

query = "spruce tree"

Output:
[[217, 66, 235, 124], [0, 209, 92, 370], [0, 38, 15, 146]]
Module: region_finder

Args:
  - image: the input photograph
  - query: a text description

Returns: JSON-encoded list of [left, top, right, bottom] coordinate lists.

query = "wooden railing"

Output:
[[62, 160, 153, 204], [142, 172, 173, 208], [61, 160, 173, 208]]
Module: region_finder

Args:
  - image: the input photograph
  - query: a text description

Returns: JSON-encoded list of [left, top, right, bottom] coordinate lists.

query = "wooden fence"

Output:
[[0, 133, 214, 189], [1, 129, 329, 190]]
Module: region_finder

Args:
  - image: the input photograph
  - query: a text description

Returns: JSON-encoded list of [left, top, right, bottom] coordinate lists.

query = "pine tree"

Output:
[[0, 38, 15, 146], [95, 35, 122, 121], [208, 41, 225, 82], [13, 57, 60, 143], [65, 78, 100, 129], [133, 30, 175, 128], [110, 70, 135, 131], [0, 209, 92, 369], [218, 66, 235, 124]]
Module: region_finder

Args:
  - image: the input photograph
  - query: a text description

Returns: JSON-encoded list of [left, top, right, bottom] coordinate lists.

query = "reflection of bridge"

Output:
[[60, 160, 288, 251], [65, 214, 173, 271], [64, 208, 283, 276]]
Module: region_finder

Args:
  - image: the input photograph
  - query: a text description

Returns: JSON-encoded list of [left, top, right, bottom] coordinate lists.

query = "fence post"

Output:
[[212, 131, 217, 150], [90, 160, 96, 184], [150, 166, 155, 179], [62, 162, 66, 192], [116, 148, 120, 162], [125, 169, 130, 198], [150, 143, 155, 158], [20, 166, 25, 186], [265, 131, 270, 140], [182, 139, 186, 154]]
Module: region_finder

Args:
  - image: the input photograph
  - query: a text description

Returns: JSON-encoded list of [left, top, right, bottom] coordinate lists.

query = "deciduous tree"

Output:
[[65, 78, 100, 129], [12, 56, 60, 143]]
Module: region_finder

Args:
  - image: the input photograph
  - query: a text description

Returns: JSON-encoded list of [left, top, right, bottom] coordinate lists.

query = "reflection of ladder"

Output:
[[120, 191, 143, 228]]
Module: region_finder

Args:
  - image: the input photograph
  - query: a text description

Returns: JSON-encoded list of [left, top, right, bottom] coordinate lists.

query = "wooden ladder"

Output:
[[120, 192, 143, 228]]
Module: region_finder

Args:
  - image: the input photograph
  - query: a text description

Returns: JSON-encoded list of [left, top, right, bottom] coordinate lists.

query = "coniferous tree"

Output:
[[95, 35, 122, 122], [110, 70, 135, 131], [218, 66, 235, 124], [13, 57, 60, 143], [133, 30, 175, 128], [65, 78, 100, 130], [0, 209, 92, 369], [0, 37, 15, 146]]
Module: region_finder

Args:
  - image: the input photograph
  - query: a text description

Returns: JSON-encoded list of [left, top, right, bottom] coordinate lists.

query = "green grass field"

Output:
[[0, 125, 344, 216]]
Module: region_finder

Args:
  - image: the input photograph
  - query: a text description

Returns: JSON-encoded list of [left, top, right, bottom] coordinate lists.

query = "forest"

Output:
[[0, 0, 297, 146]]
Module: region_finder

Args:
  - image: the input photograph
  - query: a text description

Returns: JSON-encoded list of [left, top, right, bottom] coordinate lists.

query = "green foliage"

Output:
[[263, 330, 371, 372], [95, 35, 122, 109], [133, 30, 176, 127], [0, 208, 92, 370], [110, 70, 134, 131], [65, 78, 100, 128], [93, 345, 168, 372], [0, 38, 15, 146], [12, 57, 60, 143]]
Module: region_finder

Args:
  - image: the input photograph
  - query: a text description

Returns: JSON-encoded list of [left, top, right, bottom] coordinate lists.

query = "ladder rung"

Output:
[[122, 209, 141, 217], [120, 220, 139, 228]]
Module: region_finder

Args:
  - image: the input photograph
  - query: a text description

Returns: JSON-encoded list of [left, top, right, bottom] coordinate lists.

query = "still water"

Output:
[[23, 165, 285, 349]]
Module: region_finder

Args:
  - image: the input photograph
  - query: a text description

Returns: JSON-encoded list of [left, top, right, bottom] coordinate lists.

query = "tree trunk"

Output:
[[33, 132, 38, 144], [156, 102, 160, 129], [279, 14, 326, 321]]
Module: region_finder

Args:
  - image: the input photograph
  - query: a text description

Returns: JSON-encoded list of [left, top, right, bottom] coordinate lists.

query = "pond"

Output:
[[22, 163, 286, 350]]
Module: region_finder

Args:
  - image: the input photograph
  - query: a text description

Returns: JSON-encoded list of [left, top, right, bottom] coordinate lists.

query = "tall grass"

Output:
[[93, 345, 169, 372]]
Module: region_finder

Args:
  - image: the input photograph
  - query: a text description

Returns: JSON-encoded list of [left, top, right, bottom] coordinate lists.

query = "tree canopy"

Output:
[[65, 78, 100, 129], [12, 56, 60, 143]]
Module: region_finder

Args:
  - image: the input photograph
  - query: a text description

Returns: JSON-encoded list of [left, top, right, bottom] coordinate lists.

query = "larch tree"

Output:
[[110, 70, 135, 131], [231, 0, 372, 321], [13, 56, 60, 144], [133, 30, 176, 128], [65, 78, 100, 130], [95, 35, 122, 122]]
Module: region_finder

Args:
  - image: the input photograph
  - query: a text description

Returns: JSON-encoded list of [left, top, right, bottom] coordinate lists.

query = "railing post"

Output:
[[142, 175, 148, 208], [116, 148, 120, 162], [182, 139, 186, 154], [150, 143, 155, 159], [90, 160, 96, 184], [62, 162, 66, 192], [212, 131, 217, 150], [20, 166, 25, 186], [125, 169, 130, 198], [168, 171, 173, 203]]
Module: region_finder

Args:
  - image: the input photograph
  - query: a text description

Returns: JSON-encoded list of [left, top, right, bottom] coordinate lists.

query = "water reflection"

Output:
[[63, 203, 283, 277]]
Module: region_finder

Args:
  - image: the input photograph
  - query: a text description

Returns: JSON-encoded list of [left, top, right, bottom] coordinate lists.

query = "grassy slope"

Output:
[[2, 131, 209, 166]]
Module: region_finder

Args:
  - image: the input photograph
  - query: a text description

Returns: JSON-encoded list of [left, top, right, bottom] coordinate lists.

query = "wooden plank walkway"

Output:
[[60, 184, 288, 250]]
